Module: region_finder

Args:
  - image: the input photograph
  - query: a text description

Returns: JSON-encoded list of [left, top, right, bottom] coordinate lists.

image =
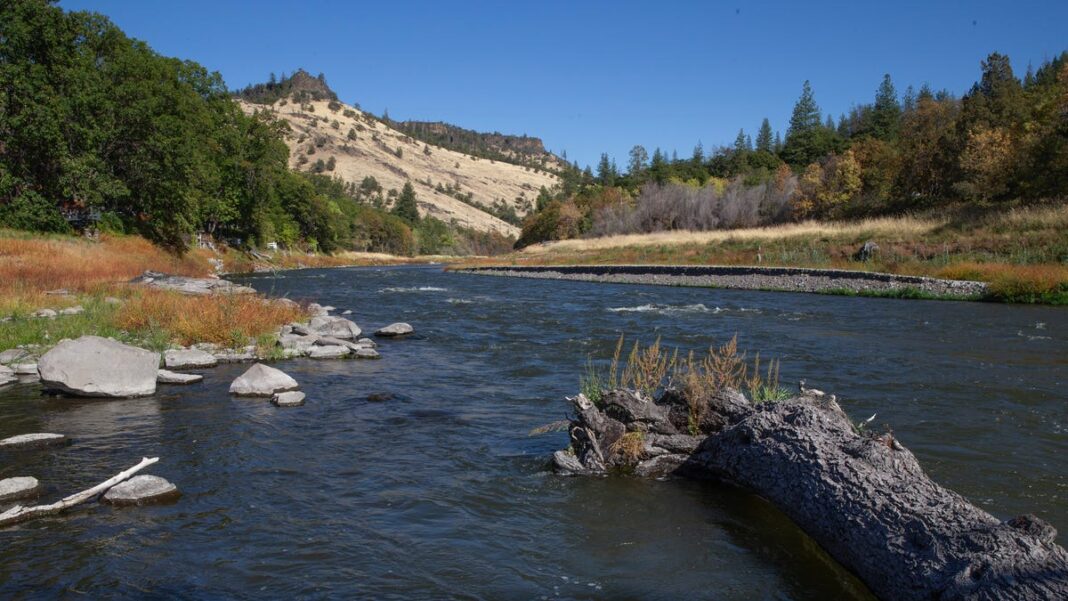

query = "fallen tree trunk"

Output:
[[553, 389, 1068, 600], [0, 457, 158, 528]]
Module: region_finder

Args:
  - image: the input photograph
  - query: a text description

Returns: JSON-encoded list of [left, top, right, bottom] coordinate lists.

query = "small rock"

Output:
[[367, 392, 395, 402], [33, 308, 57, 318], [341, 310, 352, 315], [104, 296, 124, 305], [58, 305, 84, 315], [0, 476, 41, 501], [355, 348, 380, 360], [307, 303, 329, 317], [102, 475, 180, 506], [229, 363, 299, 396], [290, 323, 312, 336], [854, 241, 880, 262], [0, 349, 30, 365], [38, 336, 159, 398], [163, 348, 218, 369], [375, 322, 414, 337], [0, 433, 68, 450], [275, 298, 299, 309], [191, 342, 221, 352], [272, 391, 306, 407], [307, 345, 351, 359], [278, 334, 319, 351], [356, 338, 377, 348], [157, 369, 203, 384], [12, 362, 38, 375], [320, 305, 336, 312]]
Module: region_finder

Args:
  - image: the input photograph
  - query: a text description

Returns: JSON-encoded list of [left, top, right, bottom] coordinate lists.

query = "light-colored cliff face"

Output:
[[238, 99, 560, 237]]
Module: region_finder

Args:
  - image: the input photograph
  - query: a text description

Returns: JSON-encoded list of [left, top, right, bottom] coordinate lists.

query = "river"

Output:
[[1, 264, 1064, 599]]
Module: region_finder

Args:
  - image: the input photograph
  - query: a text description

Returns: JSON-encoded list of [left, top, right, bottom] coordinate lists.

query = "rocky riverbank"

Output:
[[455, 264, 988, 299]]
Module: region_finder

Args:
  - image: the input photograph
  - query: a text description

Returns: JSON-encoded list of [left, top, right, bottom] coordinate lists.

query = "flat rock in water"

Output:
[[272, 391, 306, 407], [157, 369, 203, 384], [38, 336, 159, 397], [0, 433, 67, 450], [307, 345, 351, 359], [278, 334, 319, 351], [229, 363, 299, 396], [357, 338, 377, 348], [0, 349, 31, 365], [309, 316, 362, 340], [102, 475, 180, 506], [0, 476, 41, 501], [12, 362, 37, 375], [163, 348, 218, 369], [355, 348, 380, 360], [131, 271, 255, 296], [375, 322, 414, 337]]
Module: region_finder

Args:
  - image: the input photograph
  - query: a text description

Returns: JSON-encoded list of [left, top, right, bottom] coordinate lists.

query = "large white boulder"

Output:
[[102, 475, 180, 506], [308, 316, 362, 340], [375, 322, 414, 337], [229, 363, 299, 396], [38, 336, 160, 398]]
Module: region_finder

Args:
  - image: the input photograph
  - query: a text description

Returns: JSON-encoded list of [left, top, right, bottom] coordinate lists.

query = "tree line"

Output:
[[518, 50, 1068, 247], [0, 0, 514, 257]]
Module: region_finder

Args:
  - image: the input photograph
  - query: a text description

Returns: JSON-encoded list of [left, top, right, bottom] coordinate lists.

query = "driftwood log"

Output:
[[552, 388, 1068, 600], [0, 457, 158, 528]]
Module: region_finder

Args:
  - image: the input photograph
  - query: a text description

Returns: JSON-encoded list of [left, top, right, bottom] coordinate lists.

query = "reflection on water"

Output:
[[1, 265, 1065, 599]]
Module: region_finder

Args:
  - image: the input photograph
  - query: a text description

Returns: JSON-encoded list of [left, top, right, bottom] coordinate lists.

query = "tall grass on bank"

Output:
[[116, 290, 308, 347], [0, 231, 209, 314]]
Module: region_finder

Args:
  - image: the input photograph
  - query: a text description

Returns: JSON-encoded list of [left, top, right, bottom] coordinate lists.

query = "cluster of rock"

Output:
[[230, 363, 306, 407], [0, 348, 42, 387], [0, 432, 178, 509], [551, 386, 1068, 600]]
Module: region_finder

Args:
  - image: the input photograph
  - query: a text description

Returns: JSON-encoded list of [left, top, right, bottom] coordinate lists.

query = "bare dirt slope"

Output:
[[238, 99, 560, 237]]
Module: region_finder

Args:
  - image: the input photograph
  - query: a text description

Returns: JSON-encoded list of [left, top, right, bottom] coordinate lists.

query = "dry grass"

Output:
[[520, 215, 941, 255], [609, 431, 645, 464], [938, 262, 1068, 303], [0, 231, 210, 314], [115, 289, 308, 347]]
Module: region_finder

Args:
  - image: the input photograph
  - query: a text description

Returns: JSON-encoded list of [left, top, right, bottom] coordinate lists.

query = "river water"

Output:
[[1, 265, 1065, 599]]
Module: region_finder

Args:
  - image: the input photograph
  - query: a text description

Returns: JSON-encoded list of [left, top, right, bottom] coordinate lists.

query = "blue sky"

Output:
[[61, 0, 1068, 168]]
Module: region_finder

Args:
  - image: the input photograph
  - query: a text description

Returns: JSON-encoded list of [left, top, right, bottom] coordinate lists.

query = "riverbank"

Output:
[[462, 205, 1068, 303], [0, 230, 436, 354], [454, 264, 987, 300]]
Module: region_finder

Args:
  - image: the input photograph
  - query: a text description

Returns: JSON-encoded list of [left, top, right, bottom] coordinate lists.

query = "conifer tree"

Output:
[[755, 118, 774, 152], [869, 74, 902, 140], [392, 182, 419, 224]]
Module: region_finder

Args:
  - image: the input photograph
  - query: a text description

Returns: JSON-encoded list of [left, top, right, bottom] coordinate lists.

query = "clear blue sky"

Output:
[[60, 0, 1068, 168]]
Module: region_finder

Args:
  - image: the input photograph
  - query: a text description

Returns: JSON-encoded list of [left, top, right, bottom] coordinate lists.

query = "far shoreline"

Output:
[[450, 264, 989, 302]]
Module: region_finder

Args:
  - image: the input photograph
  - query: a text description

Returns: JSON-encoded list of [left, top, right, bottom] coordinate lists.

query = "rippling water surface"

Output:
[[2, 265, 1065, 599]]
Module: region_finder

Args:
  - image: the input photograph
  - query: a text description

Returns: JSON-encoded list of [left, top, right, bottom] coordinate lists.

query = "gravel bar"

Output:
[[454, 264, 988, 298]]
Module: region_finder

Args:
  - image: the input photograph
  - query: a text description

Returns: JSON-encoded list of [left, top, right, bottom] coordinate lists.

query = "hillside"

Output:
[[390, 120, 562, 169], [237, 92, 560, 237]]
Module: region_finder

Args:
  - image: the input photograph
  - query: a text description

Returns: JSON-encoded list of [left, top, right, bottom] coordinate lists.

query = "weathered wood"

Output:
[[555, 389, 1068, 600], [0, 457, 158, 528]]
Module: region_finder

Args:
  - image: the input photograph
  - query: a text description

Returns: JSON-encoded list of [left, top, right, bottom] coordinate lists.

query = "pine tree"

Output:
[[782, 80, 830, 166], [597, 153, 616, 186], [692, 142, 704, 164], [734, 129, 748, 153], [869, 74, 902, 140], [392, 182, 419, 224], [755, 118, 773, 152]]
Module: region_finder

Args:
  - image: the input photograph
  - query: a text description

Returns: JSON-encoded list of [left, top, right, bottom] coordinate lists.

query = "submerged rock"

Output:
[[163, 348, 218, 369], [229, 363, 299, 396], [366, 392, 395, 402], [38, 336, 159, 398], [0, 476, 40, 502], [102, 475, 180, 506], [272, 391, 306, 407], [375, 322, 414, 337], [0, 433, 68, 450], [157, 369, 203, 385]]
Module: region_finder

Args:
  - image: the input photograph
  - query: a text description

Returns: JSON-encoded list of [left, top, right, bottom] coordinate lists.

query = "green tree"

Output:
[[392, 182, 419, 224], [755, 118, 774, 152], [868, 74, 902, 140], [781, 80, 834, 166]]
